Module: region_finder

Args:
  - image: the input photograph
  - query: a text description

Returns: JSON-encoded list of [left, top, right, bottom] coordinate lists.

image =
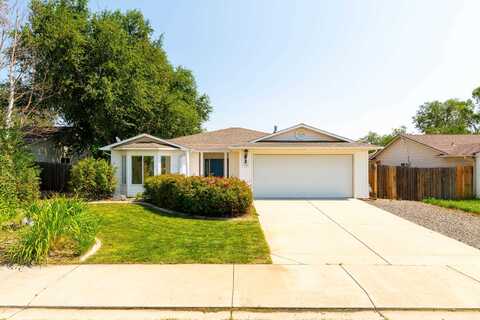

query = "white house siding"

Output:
[[229, 151, 240, 178], [353, 151, 369, 198], [111, 150, 123, 196], [189, 152, 200, 176], [238, 149, 253, 185], [265, 128, 340, 142], [375, 138, 474, 168]]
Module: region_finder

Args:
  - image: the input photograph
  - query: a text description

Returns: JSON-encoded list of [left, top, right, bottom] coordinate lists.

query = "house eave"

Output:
[[438, 154, 474, 158], [113, 147, 182, 151], [228, 145, 380, 151]]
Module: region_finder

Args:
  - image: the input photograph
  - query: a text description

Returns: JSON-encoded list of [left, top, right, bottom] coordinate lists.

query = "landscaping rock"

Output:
[[365, 199, 480, 250]]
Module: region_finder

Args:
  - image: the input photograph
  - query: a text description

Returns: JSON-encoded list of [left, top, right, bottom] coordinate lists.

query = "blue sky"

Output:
[[88, 0, 479, 138]]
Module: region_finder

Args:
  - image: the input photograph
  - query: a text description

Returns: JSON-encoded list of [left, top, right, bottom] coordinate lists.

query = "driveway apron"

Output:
[[256, 199, 480, 266]]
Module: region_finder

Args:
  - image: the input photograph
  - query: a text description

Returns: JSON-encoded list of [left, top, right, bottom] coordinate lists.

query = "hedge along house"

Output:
[[100, 123, 380, 198]]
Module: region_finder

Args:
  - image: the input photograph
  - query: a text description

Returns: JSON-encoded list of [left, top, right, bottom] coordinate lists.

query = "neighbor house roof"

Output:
[[403, 134, 480, 156], [168, 127, 269, 151], [23, 127, 68, 144], [371, 134, 480, 159]]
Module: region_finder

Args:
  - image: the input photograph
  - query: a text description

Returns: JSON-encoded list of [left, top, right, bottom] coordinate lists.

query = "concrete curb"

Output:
[[79, 238, 102, 263]]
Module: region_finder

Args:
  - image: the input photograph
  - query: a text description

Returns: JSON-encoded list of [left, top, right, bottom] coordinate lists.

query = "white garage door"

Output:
[[253, 154, 353, 198]]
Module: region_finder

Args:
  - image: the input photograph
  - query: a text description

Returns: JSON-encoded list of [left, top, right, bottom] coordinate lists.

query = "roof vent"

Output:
[[273, 125, 278, 133]]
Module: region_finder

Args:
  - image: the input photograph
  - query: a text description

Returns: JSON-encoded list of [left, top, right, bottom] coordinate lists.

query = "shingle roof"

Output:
[[168, 127, 269, 150], [403, 134, 480, 156]]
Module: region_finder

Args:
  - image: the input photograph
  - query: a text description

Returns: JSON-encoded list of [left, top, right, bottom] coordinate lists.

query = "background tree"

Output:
[[473, 86, 480, 106], [412, 99, 479, 134], [0, 0, 53, 130], [359, 126, 407, 146], [22, 0, 212, 153]]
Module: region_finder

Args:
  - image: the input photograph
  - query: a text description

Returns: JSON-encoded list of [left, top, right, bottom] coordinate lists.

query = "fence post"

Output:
[[386, 166, 397, 199], [370, 162, 378, 199], [456, 165, 464, 199]]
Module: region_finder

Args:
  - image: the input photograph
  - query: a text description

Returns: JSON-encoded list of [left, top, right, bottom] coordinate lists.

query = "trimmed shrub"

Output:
[[144, 174, 253, 217], [69, 157, 116, 200], [9, 196, 99, 265]]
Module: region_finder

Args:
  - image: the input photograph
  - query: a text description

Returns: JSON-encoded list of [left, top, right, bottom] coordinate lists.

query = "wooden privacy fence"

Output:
[[369, 163, 474, 200], [36, 162, 71, 192]]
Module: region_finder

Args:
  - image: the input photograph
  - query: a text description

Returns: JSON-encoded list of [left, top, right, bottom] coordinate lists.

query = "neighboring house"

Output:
[[25, 127, 85, 164], [100, 123, 379, 199], [370, 134, 480, 168]]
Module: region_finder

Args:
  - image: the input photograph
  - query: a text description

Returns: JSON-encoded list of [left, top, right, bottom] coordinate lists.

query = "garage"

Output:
[[253, 154, 353, 198]]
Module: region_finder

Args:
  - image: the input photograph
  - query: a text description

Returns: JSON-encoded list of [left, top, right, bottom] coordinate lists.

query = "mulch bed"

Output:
[[365, 199, 480, 250]]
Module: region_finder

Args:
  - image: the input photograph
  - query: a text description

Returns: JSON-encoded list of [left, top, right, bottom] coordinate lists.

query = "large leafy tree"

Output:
[[359, 126, 407, 146], [21, 0, 211, 152], [412, 99, 479, 134]]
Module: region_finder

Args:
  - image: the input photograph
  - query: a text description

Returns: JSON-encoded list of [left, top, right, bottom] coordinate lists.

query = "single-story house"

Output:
[[370, 134, 480, 168], [370, 134, 480, 197], [25, 127, 86, 164], [100, 123, 379, 199]]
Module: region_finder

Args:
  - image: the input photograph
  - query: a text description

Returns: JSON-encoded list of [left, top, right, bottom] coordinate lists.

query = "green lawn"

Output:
[[85, 203, 271, 264], [423, 198, 480, 214]]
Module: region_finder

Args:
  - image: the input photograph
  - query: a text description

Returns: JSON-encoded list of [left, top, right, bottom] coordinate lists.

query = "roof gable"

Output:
[[100, 134, 185, 151], [251, 123, 353, 143]]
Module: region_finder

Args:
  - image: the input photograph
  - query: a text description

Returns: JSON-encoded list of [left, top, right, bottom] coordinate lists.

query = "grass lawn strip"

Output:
[[423, 198, 480, 215], [84, 203, 271, 264]]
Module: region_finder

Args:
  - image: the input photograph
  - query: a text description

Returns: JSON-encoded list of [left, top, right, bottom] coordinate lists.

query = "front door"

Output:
[[204, 159, 224, 177]]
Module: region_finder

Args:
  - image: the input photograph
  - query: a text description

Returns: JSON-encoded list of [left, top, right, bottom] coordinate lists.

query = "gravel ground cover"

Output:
[[365, 199, 480, 250]]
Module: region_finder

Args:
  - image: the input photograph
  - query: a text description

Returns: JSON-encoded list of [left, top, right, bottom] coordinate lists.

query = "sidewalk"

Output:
[[2, 263, 480, 317]]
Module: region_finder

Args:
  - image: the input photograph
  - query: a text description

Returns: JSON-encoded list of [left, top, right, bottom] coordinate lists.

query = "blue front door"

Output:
[[205, 159, 224, 177]]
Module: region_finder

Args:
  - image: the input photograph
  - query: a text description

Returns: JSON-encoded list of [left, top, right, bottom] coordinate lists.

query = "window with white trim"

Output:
[[161, 156, 171, 174], [131, 155, 154, 184]]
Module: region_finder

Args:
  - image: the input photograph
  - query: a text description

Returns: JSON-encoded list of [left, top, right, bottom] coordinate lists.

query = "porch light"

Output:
[[243, 149, 249, 165]]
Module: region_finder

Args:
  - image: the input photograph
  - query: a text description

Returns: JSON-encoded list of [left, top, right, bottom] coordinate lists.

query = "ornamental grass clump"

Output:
[[9, 197, 99, 265], [144, 174, 253, 217]]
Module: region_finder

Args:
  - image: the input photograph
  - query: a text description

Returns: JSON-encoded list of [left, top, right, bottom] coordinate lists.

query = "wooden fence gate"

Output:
[[37, 162, 72, 192], [369, 163, 474, 200]]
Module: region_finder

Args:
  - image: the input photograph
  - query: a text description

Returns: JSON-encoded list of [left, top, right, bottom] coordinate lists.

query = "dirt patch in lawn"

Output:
[[365, 199, 480, 250]]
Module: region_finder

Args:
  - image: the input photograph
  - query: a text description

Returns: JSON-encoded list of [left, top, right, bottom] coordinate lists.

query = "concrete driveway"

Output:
[[256, 199, 480, 266]]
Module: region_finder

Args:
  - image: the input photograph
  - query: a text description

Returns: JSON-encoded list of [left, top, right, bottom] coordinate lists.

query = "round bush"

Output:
[[69, 158, 116, 200], [144, 174, 253, 217]]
